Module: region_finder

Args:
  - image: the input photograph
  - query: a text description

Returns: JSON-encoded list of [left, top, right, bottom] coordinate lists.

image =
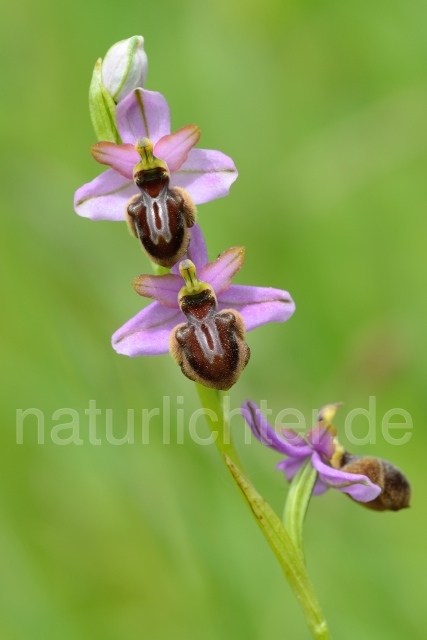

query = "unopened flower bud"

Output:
[[340, 454, 411, 511], [102, 36, 148, 103], [89, 37, 148, 143]]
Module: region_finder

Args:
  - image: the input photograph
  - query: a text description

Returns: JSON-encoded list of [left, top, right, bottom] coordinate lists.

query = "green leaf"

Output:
[[89, 59, 120, 143], [283, 459, 317, 552], [223, 455, 331, 640]]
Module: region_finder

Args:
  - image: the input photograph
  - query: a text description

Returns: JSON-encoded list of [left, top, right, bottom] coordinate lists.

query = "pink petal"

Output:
[[276, 458, 305, 482], [112, 302, 182, 357], [311, 452, 382, 502], [171, 224, 208, 274], [170, 148, 238, 204], [199, 247, 245, 295], [116, 88, 171, 144], [74, 169, 137, 221], [307, 425, 336, 459], [277, 456, 329, 494], [218, 285, 295, 331], [133, 274, 181, 308], [242, 401, 312, 458], [90, 142, 139, 179], [154, 125, 201, 172], [280, 429, 308, 448], [312, 478, 329, 496]]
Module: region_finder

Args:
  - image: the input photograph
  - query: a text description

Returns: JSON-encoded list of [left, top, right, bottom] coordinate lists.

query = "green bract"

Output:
[[89, 59, 120, 143]]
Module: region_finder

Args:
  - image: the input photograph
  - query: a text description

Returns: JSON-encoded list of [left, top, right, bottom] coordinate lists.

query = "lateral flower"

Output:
[[112, 225, 295, 364], [74, 88, 238, 221], [241, 400, 411, 509]]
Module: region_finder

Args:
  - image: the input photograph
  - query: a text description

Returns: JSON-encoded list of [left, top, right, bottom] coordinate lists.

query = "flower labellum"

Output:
[[339, 454, 411, 511], [126, 138, 196, 268], [102, 35, 148, 103], [170, 260, 250, 390]]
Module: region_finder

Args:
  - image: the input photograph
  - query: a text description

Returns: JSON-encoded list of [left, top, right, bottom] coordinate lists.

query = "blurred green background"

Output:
[[1, 0, 426, 638]]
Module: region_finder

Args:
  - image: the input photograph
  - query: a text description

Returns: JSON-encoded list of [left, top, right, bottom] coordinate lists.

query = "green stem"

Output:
[[283, 460, 318, 552], [195, 383, 241, 467], [224, 455, 331, 640]]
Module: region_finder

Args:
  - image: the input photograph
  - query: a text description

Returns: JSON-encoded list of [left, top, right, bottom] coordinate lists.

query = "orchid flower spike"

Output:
[[242, 400, 411, 510]]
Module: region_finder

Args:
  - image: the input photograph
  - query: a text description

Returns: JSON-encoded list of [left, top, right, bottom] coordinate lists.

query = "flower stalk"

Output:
[[195, 383, 241, 467], [224, 454, 331, 640]]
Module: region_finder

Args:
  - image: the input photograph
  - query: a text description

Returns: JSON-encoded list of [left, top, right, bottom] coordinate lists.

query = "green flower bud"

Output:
[[88, 37, 148, 143], [102, 36, 148, 103]]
